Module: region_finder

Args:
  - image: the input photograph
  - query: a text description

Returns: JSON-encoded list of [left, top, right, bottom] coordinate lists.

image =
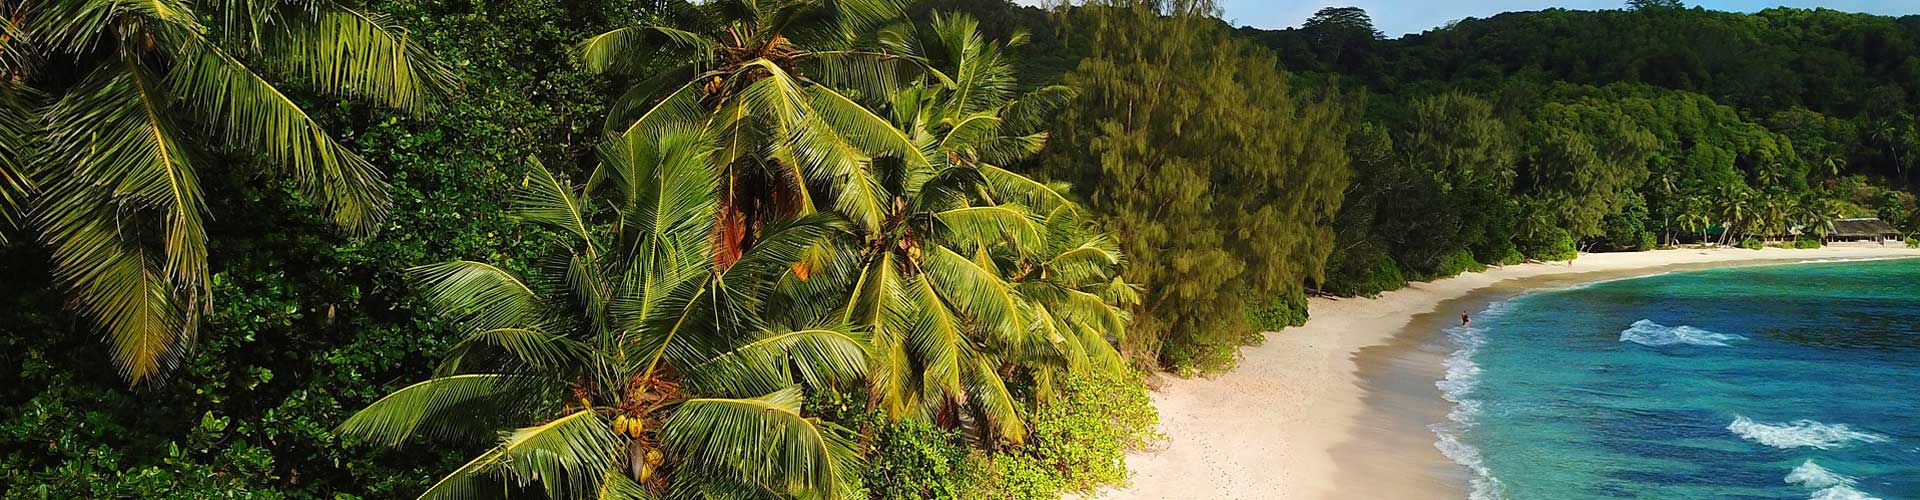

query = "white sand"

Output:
[[1092, 244, 1920, 500]]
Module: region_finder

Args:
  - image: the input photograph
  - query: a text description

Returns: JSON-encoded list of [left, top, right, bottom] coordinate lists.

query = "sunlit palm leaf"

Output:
[[499, 409, 626, 499], [595, 469, 657, 500], [408, 261, 543, 334], [960, 343, 1024, 444], [515, 156, 596, 251], [167, 29, 389, 233], [265, 4, 458, 111], [661, 387, 861, 497], [439, 327, 592, 375], [336, 374, 545, 447], [920, 245, 1021, 336], [38, 61, 206, 383], [576, 24, 716, 75], [685, 327, 868, 397], [978, 164, 1072, 213], [902, 273, 964, 415], [935, 204, 1044, 256], [803, 50, 944, 100]]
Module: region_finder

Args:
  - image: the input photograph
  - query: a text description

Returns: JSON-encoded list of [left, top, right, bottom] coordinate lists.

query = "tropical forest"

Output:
[[0, 0, 1916, 499]]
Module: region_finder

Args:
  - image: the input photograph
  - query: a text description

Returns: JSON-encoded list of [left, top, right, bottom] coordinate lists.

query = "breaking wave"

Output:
[[1729, 416, 1891, 450], [1619, 319, 1747, 347], [1787, 460, 1882, 500], [1432, 301, 1513, 500]]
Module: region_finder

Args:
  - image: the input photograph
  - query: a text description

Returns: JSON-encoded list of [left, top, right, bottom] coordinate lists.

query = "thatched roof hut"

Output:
[[1828, 218, 1902, 241]]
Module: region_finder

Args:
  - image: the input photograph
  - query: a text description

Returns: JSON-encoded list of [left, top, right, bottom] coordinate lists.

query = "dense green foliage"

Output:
[[4, 0, 1920, 498], [7, 0, 456, 384], [1038, 0, 1353, 372], [1244, 4, 1920, 299]]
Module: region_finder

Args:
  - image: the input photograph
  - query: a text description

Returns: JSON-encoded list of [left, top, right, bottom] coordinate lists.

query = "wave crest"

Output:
[[1808, 485, 1882, 500], [1788, 460, 1882, 500], [1786, 460, 1856, 489], [1729, 416, 1891, 450], [1619, 319, 1747, 347]]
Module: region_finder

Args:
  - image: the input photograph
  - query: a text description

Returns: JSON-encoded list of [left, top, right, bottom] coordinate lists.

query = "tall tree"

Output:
[[1041, 0, 1353, 371], [1627, 0, 1686, 11], [9, 0, 453, 382]]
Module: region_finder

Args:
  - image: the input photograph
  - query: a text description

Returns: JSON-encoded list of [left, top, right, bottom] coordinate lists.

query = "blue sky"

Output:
[[1013, 1, 1919, 36]]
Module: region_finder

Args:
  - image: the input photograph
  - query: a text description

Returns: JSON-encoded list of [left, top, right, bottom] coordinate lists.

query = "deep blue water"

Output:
[[1436, 258, 1920, 500]]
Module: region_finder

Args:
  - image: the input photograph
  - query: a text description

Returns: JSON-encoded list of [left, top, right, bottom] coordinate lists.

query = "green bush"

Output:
[[1906, 236, 1918, 248], [1323, 245, 1408, 297], [965, 454, 1065, 500], [1739, 237, 1765, 250], [966, 370, 1162, 499], [1477, 240, 1527, 266], [1247, 291, 1310, 332], [861, 419, 975, 500], [1424, 249, 1487, 280], [1791, 238, 1823, 249], [1518, 227, 1578, 261]]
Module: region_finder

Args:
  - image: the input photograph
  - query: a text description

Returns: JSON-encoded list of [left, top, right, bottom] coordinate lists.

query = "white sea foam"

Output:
[[1729, 416, 1891, 450], [1807, 485, 1882, 500], [1619, 319, 1747, 347], [1431, 301, 1511, 500], [1786, 460, 1857, 489], [1432, 423, 1506, 500], [1787, 460, 1883, 500]]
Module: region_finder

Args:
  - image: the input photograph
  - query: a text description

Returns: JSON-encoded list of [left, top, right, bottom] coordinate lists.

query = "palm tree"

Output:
[[1793, 193, 1836, 241], [339, 131, 868, 499], [829, 14, 1130, 445], [10, 0, 454, 382], [575, 0, 935, 268], [1715, 185, 1753, 245]]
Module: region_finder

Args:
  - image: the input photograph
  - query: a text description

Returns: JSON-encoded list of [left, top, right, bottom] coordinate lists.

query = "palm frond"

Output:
[[803, 84, 932, 168], [960, 343, 1024, 444], [602, 63, 698, 134], [30, 0, 201, 55], [595, 469, 657, 500], [920, 245, 1022, 336], [935, 204, 1044, 256], [408, 261, 543, 334], [978, 164, 1072, 214], [412, 409, 625, 500], [415, 443, 510, 500], [661, 387, 861, 497], [802, 50, 946, 101], [167, 28, 389, 233], [1041, 235, 1123, 285], [515, 156, 596, 251], [685, 327, 869, 397], [265, 3, 458, 111], [576, 24, 717, 75], [498, 409, 626, 499], [438, 327, 591, 375], [38, 61, 207, 383], [0, 81, 39, 239], [335, 374, 545, 447], [901, 273, 965, 414]]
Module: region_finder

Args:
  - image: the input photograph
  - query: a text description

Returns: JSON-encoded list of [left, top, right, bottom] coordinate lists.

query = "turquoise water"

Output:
[[1436, 258, 1920, 500]]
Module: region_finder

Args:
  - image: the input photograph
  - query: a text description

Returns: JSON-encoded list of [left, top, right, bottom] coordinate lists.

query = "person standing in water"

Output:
[[1461, 311, 1471, 327]]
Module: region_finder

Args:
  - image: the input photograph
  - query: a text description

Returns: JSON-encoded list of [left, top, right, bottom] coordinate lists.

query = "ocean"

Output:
[[1434, 258, 1920, 500]]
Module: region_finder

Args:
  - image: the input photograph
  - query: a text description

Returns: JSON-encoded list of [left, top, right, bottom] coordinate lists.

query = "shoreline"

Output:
[[1092, 244, 1920, 500]]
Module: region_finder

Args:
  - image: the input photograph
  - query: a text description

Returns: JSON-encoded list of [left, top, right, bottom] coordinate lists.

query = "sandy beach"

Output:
[[1092, 244, 1920, 500]]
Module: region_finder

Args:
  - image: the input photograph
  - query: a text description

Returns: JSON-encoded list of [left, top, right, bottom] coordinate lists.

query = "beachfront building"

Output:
[[1826, 218, 1903, 243]]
